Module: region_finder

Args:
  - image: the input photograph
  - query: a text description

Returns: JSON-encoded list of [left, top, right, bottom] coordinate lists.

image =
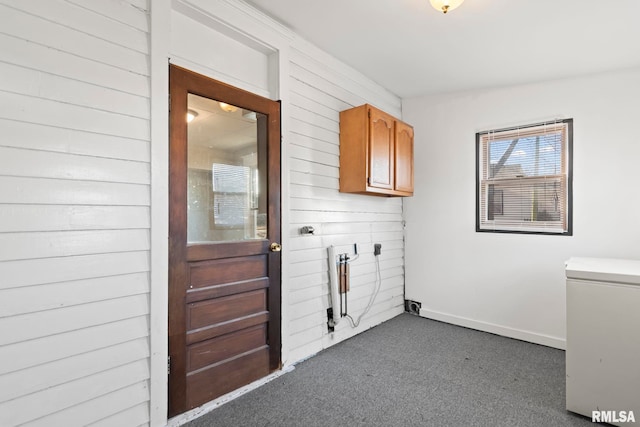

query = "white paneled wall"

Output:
[[169, 2, 406, 368], [285, 40, 406, 363], [169, 3, 277, 99], [0, 1, 151, 426], [0, 0, 409, 424]]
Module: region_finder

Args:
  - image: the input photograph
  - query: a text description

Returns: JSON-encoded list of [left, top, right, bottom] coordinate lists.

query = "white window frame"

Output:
[[476, 119, 573, 235]]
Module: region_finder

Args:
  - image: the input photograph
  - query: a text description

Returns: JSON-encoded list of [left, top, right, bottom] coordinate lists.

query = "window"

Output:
[[476, 119, 573, 235], [211, 163, 251, 228]]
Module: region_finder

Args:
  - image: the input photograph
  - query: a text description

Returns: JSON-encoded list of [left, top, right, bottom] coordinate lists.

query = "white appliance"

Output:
[[566, 257, 640, 426]]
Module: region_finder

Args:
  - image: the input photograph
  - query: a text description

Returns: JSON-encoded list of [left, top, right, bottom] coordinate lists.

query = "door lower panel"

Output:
[[186, 346, 270, 409]]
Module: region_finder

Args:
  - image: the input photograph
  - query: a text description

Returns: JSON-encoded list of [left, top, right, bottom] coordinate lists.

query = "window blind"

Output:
[[212, 163, 250, 227]]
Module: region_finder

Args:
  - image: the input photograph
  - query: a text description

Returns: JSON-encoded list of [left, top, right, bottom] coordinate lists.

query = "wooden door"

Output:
[[368, 108, 395, 190], [168, 65, 281, 417], [395, 120, 414, 194]]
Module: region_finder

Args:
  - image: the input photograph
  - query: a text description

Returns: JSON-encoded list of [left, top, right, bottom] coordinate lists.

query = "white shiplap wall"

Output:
[[169, 1, 406, 371], [0, 1, 151, 426], [0, 0, 408, 424], [168, 2, 406, 369], [285, 39, 406, 363]]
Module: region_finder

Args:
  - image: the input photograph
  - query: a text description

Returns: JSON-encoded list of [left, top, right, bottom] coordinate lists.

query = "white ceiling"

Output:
[[244, 0, 640, 98]]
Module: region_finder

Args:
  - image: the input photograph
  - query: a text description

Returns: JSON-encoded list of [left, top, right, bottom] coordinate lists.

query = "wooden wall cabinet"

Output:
[[339, 104, 414, 197]]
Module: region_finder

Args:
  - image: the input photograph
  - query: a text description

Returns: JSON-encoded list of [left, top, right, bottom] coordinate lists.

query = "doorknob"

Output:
[[270, 242, 282, 252]]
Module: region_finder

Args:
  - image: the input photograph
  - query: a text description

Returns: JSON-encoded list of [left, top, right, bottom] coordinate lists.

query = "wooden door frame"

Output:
[[168, 64, 282, 417]]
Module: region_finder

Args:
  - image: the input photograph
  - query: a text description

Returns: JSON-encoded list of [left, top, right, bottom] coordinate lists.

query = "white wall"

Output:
[[167, 0, 406, 370], [402, 68, 640, 348], [0, 0, 407, 424], [0, 0, 152, 426], [285, 38, 406, 363]]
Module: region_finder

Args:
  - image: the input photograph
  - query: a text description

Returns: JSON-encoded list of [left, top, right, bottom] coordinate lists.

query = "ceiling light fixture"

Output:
[[186, 109, 198, 123], [219, 102, 239, 113], [430, 0, 464, 14]]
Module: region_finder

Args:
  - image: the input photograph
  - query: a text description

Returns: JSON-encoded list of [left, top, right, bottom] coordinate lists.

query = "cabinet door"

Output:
[[395, 120, 414, 194], [368, 109, 395, 190]]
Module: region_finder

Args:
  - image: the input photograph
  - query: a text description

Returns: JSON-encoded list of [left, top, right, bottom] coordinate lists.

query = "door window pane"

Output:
[[187, 93, 267, 243]]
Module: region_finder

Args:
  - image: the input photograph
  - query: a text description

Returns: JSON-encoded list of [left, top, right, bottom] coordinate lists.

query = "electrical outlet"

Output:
[[405, 299, 421, 315], [374, 243, 382, 256], [326, 308, 335, 332]]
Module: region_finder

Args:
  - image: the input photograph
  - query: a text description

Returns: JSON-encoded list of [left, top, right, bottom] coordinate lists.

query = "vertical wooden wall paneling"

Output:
[[149, 0, 171, 421]]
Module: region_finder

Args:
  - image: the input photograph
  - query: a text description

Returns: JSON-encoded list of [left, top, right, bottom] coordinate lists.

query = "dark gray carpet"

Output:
[[186, 314, 598, 427]]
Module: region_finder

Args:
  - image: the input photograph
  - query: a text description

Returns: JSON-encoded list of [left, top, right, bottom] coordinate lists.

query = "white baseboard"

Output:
[[418, 308, 566, 350]]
